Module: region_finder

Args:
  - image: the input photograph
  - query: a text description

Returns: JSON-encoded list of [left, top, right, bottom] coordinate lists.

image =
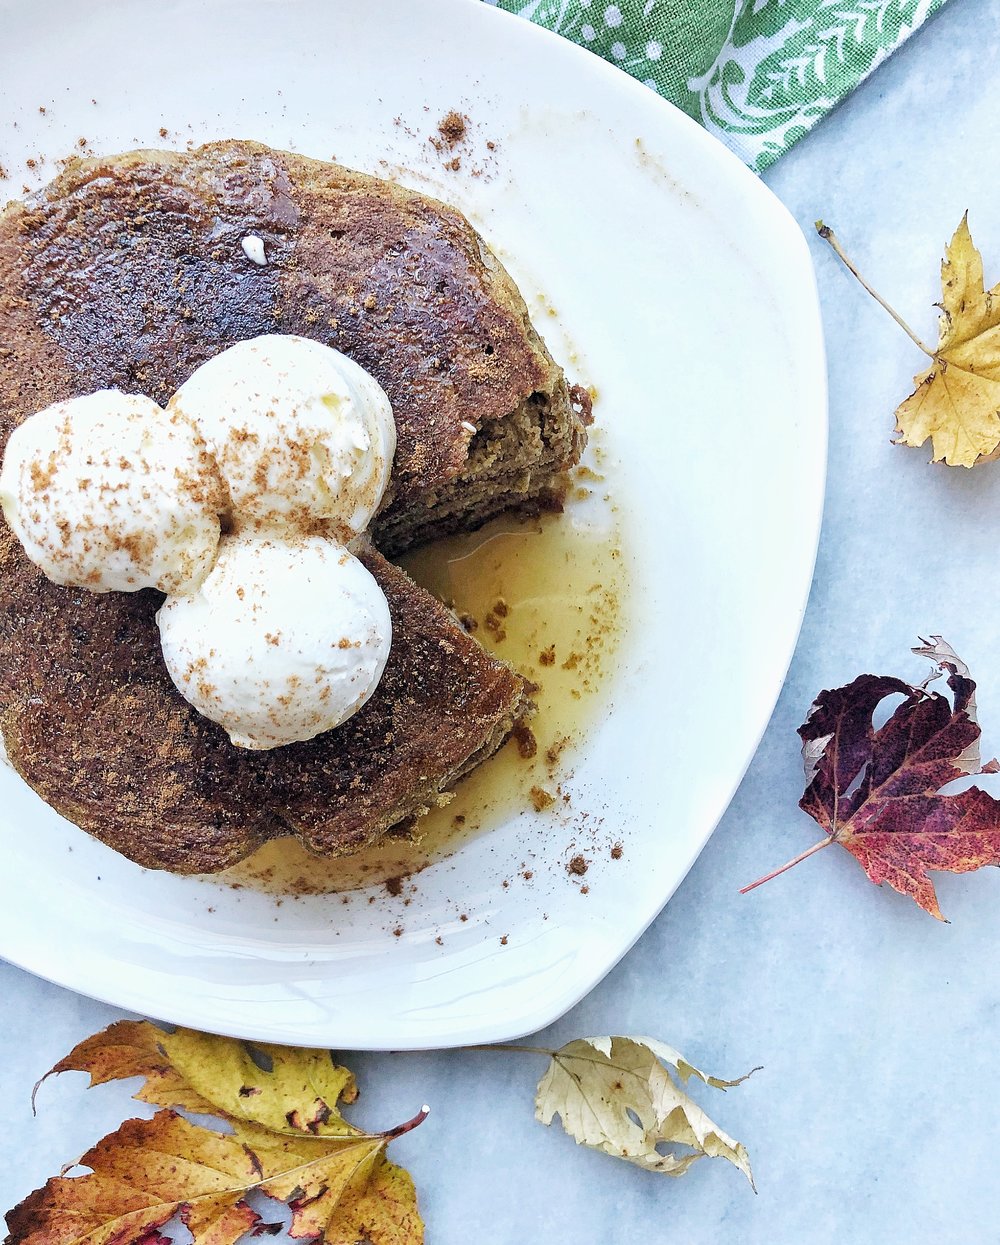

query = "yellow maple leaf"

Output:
[[16, 1022, 426, 1245], [895, 216, 1000, 465], [820, 215, 1000, 468]]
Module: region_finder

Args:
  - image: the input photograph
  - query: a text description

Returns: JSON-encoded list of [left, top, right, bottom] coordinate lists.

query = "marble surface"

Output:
[[3, 0, 999, 1238]]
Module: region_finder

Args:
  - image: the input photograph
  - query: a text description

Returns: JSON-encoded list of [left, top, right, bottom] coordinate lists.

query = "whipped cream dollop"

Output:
[[157, 532, 392, 749], [169, 334, 396, 541], [0, 390, 224, 594], [0, 337, 398, 750]]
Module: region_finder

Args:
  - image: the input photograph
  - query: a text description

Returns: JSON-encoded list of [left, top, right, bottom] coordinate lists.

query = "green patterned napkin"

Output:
[[494, 0, 947, 170]]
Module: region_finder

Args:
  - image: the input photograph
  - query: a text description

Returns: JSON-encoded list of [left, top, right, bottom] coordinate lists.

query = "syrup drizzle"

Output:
[[221, 445, 626, 895]]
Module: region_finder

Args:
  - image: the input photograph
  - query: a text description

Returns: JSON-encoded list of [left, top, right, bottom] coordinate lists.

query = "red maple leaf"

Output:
[[743, 638, 1000, 919]]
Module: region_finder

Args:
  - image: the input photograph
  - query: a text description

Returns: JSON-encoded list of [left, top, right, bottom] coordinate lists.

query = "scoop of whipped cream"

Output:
[[0, 390, 225, 594], [0, 337, 398, 750], [169, 334, 396, 540], [157, 531, 392, 749]]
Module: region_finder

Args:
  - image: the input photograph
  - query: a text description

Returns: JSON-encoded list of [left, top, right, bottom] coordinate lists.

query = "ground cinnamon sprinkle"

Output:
[[567, 854, 588, 876], [545, 737, 569, 768], [385, 875, 404, 897], [438, 111, 467, 146], [611, 843, 623, 860]]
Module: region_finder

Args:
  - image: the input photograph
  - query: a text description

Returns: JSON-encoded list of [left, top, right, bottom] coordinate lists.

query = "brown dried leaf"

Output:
[[5, 1110, 424, 1245], [5, 1112, 260, 1245], [38, 1020, 216, 1117]]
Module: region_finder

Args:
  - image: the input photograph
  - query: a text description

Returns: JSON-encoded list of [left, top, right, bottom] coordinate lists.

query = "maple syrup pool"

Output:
[[221, 440, 628, 895]]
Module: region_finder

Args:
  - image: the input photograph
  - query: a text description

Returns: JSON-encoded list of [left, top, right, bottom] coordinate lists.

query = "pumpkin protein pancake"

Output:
[[0, 141, 587, 874]]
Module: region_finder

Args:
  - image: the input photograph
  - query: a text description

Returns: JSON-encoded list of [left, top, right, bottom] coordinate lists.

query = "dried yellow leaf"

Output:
[[15, 1022, 426, 1245], [819, 215, 1000, 467], [39, 1019, 359, 1137], [154, 1026, 360, 1137], [534, 1036, 756, 1186], [895, 216, 1000, 465]]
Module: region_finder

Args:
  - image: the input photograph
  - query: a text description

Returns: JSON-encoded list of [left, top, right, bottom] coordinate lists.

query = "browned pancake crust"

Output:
[[0, 141, 564, 873], [0, 141, 578, 521], [1, 533, 528, 873]]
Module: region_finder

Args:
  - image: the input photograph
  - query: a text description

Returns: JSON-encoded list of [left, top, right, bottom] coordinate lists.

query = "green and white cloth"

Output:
[[493, 0, 947, 170]]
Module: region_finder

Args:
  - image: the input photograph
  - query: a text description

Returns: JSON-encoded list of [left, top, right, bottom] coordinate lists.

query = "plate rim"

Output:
[[0, 0, 828, 1049]]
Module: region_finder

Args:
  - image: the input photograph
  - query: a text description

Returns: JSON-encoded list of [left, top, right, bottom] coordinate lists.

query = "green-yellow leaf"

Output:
[[156, 1028, 359, 1137], [40, 1020, 359, 1137], [535, 1036, 756, 1187]]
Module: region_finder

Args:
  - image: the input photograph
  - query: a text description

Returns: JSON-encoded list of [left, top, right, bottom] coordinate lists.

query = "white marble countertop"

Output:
[[3, 0, 999, 1238]]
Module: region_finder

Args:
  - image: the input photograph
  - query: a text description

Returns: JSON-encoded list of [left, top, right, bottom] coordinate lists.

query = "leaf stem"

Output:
[[378, 1104, 430, 1140], [815, 222, 936, 356], [739, 836, 833, 894], [461, 1043, 556, 1057]]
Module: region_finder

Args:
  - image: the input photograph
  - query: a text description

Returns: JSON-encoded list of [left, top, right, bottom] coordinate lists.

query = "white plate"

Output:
[[0, 0, 826, 1049]]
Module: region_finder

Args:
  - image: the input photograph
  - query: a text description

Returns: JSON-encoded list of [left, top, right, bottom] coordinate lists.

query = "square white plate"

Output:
[[0, 0, 826, 1049]]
